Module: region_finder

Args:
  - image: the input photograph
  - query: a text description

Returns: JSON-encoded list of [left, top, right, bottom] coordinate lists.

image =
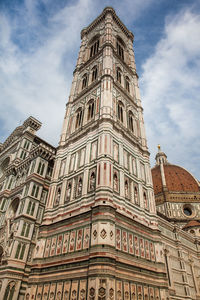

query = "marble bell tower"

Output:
[[26, 7, 169, 300]]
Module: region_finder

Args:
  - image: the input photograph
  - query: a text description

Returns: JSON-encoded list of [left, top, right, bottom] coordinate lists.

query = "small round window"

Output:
[[183, 206, 192, 216]]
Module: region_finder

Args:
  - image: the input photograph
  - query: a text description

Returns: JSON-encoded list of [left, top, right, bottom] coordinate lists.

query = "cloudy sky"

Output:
[[0, 0, 200, 179]]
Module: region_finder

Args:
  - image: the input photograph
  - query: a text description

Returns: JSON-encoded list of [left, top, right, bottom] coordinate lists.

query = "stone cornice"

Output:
[[81, 7, 134, 42]]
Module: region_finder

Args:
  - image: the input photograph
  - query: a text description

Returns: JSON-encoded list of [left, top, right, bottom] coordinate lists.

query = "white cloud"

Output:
[[0, 0, 156, 146], [140, 9, 200, 178]]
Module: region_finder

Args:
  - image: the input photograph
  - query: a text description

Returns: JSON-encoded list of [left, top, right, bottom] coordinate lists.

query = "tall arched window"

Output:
[[92, 66, 98, 82], [87, 100, 95, 121], [90, 39, 99, 58], [125, 76, 130, 92], [117, 68, 122, 84], [128, 111, 134, 132], [3, 281, 15, 300], [75, 108, 83, 129], [82, 73, 88, 89], [117, 101, 124, 123], [117, 39, 124, 60]]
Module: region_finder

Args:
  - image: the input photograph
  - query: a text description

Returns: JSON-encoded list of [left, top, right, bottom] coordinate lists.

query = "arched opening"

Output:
[[117, 101, 124, 123], [116, 38, 125, 60], [75, 108, 83, 129], [92, 66, 98, 82], [125, 76, 130, 92], [87, 100, 95, 121], [82, 73, 88, 89], [128, 111, 134, 132], [90, 39, 99, 58]]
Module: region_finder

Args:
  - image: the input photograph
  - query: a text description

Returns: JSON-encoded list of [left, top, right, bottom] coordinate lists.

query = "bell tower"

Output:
[[27, 7, 169, 300]]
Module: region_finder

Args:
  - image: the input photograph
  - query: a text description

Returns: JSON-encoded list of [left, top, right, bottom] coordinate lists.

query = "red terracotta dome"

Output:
[[152, 164, 199, 195]]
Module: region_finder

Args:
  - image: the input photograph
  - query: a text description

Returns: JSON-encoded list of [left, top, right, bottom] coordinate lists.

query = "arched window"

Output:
[[92, 66, 98, 82], [87, 100, 95, 121], [82, 73, 88, 89], [125, 76, 130, 92], [128, 111, 134, 132], [117, 39, 124, 60], [75, 108, 83, 129], [90, 39, 99, 58], [117, 101, 124, 123], [3, 281, 15, 300], [117, 68, 122, 84]]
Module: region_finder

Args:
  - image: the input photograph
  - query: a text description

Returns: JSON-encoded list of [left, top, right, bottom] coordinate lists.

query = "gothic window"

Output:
[[37, 161, 45, 176], [117, 101, 124, 123], [87, 100, 95, 121], [128, 111, 134, 132], [23, 139, 30, 150], [75, 108, 83, 129], [19, 243, 26, 259], [117, 40, 124, 60], [31, 184, 39, 198], [82, 73, 88, 89], [27, 200, 35, 216], [15, 242, 21, 259], [90, 39, 99, 58], [125, 76, 130, 92], [3, 281, 15, 300], [117, 67, 122, 84], [21, 223, 31, 237], [92, 66, 98, 82], [20, 150, 27, 159]]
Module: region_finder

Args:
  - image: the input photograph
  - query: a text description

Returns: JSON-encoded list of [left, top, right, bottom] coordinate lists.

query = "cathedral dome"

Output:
[[152, 164, 199, 195]]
